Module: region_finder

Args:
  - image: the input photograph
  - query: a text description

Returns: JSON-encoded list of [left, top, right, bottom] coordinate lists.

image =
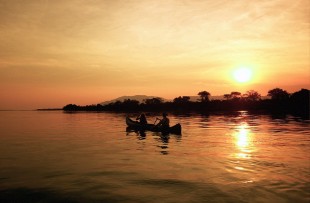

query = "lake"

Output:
[[0, 111, 309, 202]]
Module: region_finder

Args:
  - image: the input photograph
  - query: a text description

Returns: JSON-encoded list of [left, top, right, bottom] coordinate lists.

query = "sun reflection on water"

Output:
[[231, 122, 256, 183], [237, 124, 249, 148], [234, 122, 254, 159]]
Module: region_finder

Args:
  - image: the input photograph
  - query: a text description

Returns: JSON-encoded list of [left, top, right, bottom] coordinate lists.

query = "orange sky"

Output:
[[0, 0, 309, 109]]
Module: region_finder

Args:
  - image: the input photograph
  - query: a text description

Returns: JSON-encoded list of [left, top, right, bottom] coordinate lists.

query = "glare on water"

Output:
[[0, 111, 309, 202]]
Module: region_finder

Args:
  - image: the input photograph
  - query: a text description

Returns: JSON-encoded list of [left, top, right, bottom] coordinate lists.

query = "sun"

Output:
[[233, 67, 253, 83]]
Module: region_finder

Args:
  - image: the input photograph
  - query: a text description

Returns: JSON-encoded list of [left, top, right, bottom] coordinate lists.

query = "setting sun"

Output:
[[0, 0, 309, 110], [233, 68, 253, 83]]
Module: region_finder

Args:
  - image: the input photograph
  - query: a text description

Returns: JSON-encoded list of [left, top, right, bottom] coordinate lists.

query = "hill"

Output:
[[100, 95, 231, 105], [100, 95, 167, 105]]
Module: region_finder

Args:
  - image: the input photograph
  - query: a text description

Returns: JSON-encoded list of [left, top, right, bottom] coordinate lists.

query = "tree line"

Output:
[[63, 88, 309, 117]]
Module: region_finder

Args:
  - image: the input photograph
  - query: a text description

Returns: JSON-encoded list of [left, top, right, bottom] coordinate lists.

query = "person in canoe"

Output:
[[156, 113, 170, 130], [136, 113, 147, 125]]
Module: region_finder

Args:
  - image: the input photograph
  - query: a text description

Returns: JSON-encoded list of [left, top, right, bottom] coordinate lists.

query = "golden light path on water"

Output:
[[236, 123, 251, 149], [233, 122, 254, 173]]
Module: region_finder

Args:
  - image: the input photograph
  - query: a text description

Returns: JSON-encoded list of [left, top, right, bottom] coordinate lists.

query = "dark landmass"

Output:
[[98, 94, 239, 104], [99, 95, 166, 105], [63, 88, 310, 119]]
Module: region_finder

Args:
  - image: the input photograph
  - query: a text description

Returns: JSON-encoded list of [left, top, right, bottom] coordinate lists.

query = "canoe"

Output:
[[126, 117, 181, 135]]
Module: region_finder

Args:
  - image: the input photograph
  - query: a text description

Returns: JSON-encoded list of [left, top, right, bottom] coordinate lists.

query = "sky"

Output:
[[0, 0, 309, 109]]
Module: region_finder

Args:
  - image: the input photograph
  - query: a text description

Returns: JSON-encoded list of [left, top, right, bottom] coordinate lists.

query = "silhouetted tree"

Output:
[[173, 96, 191, 103], [123, 99, 139, 105], [224, 94, 231, 100], [63, 104, 79, 111], [268, 88, 290, 101], [290, 89, 310, 116], [144, 97, 163, 105], [231, 92, 242, 100], [198, 91, 210, 102], [244, 90, 261, 101]]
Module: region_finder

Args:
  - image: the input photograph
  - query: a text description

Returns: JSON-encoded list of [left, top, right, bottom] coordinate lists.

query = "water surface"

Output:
[[0, 111, 309, 202]]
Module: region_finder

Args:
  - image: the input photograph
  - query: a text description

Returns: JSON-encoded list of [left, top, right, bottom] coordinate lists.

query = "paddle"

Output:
[[154, 117, 160, 125]]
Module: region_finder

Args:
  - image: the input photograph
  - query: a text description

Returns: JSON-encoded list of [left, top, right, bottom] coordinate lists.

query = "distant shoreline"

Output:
[[37, 108, 62, 111], [61, 88, 309, 119], [0, 109, 62, 111]]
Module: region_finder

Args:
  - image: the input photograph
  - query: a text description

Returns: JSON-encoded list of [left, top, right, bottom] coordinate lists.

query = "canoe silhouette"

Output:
[[126, 117, 181, 135]]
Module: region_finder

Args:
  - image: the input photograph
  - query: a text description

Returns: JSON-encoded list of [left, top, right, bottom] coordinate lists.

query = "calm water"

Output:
[[0, 111, 309, 203]]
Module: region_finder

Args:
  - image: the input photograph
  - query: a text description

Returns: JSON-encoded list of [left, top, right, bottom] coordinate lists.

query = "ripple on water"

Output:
[[0, 111, 309, 202]]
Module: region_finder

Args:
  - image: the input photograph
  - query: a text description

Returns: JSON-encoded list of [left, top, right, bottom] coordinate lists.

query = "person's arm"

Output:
[[157, 119, 163, 126]]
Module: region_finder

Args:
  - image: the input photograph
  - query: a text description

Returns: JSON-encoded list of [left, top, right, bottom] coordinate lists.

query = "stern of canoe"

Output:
[[169, 123, 181, 135]]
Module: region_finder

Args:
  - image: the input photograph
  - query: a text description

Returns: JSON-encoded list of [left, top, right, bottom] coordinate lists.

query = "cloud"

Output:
[[0, 0, 309, 109]]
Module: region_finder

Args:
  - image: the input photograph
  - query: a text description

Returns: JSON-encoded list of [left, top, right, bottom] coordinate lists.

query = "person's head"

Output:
[[162, 112, 168, 117]]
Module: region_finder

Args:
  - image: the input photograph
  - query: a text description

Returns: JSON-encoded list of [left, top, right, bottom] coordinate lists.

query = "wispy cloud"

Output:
[[0, 0, 309, 109]]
